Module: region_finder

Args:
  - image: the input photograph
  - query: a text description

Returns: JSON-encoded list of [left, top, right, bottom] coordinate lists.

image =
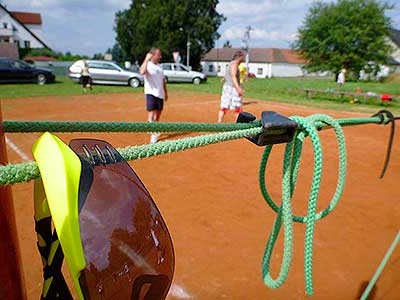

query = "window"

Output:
[[208, 65, 214, 72], [175, 64, 189, 72], [3, 22, 8, 29], [102, 63, 120, 70], [88, 62, 102, 69], [89, 62, 119, 70], [0, 59, 10, 68], [12, 25, 17, 32], [162, 64, 172, 71], [24, 40, 31, 48], [257, 68, 263, 75], [15, 40, 20, 47], [217, 65, 221, 72], [9, 60, 30, 69]]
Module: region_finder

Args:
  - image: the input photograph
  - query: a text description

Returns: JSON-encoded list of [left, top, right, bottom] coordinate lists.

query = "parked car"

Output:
[[161, 63, 207, 84], [0, 58, 55, 85], [68, 60, 144, 88]]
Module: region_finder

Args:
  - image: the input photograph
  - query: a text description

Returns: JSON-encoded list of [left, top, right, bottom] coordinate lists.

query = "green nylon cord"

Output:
[[360, 230, 400, 300], [2, 117, 382, 133], [0, 114, 391, 296], [0, 127, 262, 186], [260, 114, 346, 295], [3, 120, 260, 133]]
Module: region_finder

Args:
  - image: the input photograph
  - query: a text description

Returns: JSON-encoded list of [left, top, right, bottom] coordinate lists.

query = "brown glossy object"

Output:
[[69, 139, 174, 300], [0, 103, 27, 299]]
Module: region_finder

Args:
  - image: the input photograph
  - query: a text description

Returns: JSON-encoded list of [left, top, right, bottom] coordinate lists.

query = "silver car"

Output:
[[161, 63, 207, 84], [68, 60, 144, 88]]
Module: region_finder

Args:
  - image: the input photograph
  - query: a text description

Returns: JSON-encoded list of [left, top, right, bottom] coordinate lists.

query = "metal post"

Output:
[[0, 102, 27, 299], [186, 34, 191, 68], [245, 51, 249, 72], [242, 26, 252, 73]]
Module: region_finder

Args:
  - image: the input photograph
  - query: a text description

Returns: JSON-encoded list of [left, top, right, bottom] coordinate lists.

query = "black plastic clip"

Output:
[[237, 111, 298, 146]]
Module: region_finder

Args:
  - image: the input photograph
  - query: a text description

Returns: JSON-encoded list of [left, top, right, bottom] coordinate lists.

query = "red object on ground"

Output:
[[381, 94, 392, 102], [0, 102, 27, 300]]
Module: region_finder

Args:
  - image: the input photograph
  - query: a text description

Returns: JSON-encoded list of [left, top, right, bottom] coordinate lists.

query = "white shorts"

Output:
[[220, 84, 242, 110]]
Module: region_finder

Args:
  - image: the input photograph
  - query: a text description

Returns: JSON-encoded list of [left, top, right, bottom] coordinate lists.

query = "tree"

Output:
[[92, 53, 104, 60], [107, 43, 126, 62], [294, 0, 393, 78], [115, 0, 225, 69], [19, 47, 89, 61], [223, 40, 232, 48]]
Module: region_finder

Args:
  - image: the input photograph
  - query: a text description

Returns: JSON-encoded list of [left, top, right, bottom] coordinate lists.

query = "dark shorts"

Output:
[[81, 76, 91, 87], [146, 94, 164, 111]]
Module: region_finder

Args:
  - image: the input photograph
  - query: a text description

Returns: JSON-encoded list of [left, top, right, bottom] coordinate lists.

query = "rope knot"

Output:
[[260, 114, 346, 296], [373, 110, 394, 125]]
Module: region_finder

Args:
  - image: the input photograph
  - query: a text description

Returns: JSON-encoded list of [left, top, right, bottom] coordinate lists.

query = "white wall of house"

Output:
[[26, 24, 43, 41], [0, 8, 14, 42], [387, 38, 400, 63], [0, 8, 45, 48], [202, 61, 272, 78], [11, 21, 44, 48], [201, 61, 229, 77], [248, 62, 272, 78], [271, 63, 305, 77], [201, 60, 306, 78]]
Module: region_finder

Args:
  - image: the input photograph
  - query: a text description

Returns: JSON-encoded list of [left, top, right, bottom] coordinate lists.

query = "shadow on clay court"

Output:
[[158, 132, 192, 142], [243, 100, 258, 106]]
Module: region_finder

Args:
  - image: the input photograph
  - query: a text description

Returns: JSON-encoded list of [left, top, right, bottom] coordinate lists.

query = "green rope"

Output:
[[2, 116, 383, 133], [0, 127, 262, 185], [360, 230, 400, 300], [3, 120, 260, 133], [260, 114, 346, 295]]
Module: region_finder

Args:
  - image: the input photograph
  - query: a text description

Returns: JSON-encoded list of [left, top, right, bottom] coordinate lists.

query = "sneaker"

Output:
[[150, 133, 160, 144]]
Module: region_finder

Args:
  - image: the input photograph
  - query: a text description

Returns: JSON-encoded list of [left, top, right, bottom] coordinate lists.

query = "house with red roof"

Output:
[[0, 3, 49, 53], [201, 47, 311, 78]]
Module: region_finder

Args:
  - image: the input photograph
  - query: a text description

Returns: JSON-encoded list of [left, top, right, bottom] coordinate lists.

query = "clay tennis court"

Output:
[[3, 91, 400, 300]]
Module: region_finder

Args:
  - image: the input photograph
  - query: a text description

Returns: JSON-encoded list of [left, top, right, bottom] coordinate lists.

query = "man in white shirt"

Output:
[[140, 47, 168, 143]]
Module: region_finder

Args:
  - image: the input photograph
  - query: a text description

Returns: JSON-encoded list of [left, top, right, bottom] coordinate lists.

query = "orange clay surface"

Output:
[[2, 90, 400, 300]]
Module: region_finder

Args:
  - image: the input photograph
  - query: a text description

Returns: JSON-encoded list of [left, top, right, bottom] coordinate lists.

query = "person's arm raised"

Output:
[[140, 53, 153, 75]]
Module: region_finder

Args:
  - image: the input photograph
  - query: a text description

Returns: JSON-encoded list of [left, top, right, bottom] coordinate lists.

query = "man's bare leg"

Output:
[[148, 110, 157, 122], [217, 110, 225, 123], [155, 110, 162, 122], [149, 110, 162, 143]]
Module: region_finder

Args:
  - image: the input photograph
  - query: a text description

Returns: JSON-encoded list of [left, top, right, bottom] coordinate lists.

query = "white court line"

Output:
[[168, 283, 193, 299], [5, 137, 30, 161]]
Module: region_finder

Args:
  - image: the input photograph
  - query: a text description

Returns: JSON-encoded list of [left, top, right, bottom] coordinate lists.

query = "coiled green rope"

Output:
[[260, 114, 346, 295]]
